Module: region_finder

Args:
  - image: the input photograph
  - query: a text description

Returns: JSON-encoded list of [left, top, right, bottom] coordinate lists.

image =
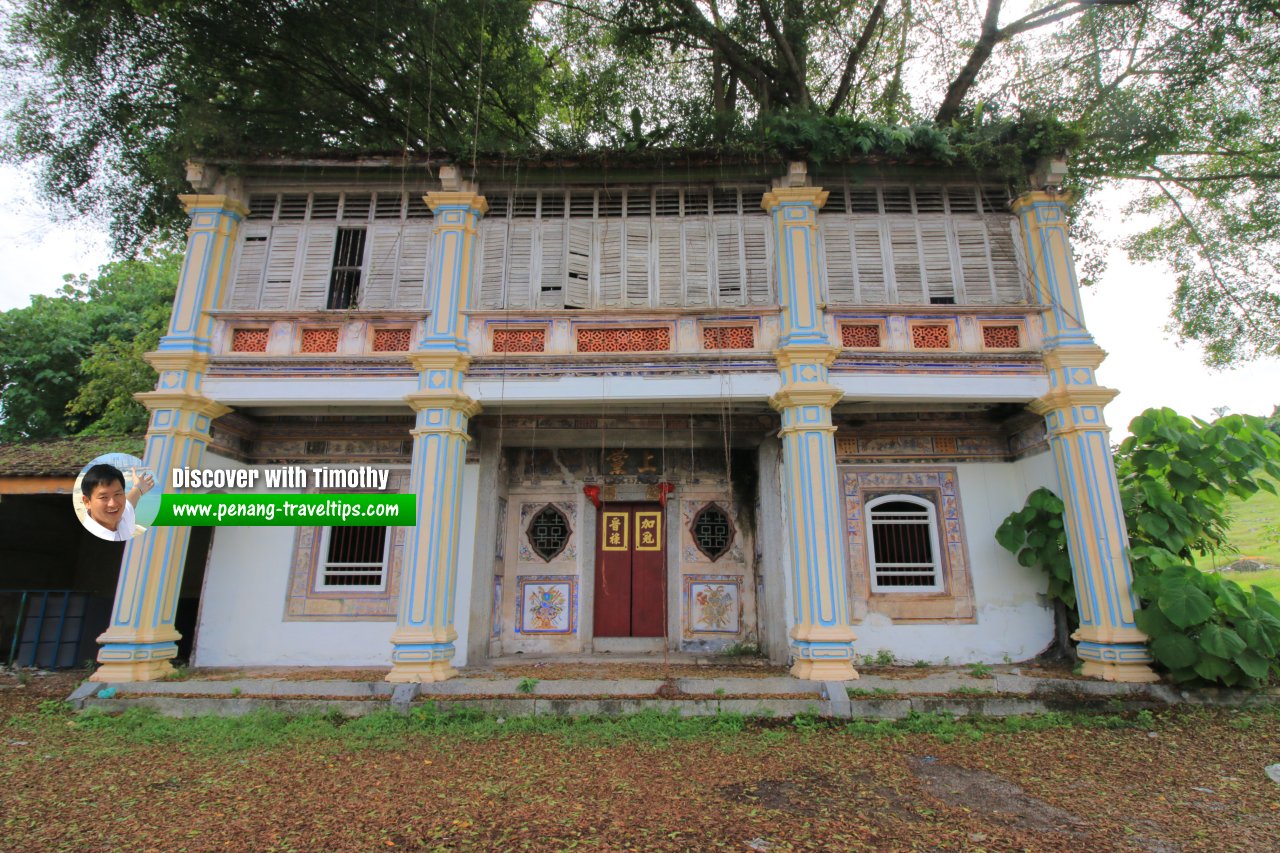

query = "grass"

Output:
[[1194, 477, 1280, 572]]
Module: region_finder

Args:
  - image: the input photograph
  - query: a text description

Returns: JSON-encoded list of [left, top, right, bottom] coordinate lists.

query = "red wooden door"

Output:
[[594, 503, 666, 638]]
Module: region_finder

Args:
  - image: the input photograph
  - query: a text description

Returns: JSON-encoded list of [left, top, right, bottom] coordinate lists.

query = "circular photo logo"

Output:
[[74, 453, 161, 542]]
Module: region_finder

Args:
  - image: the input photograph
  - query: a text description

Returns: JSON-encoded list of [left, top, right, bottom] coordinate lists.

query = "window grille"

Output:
[[866, 495, 943, 592], [327, 228, 367, 309], [691, 503, 734, 561], [527, 505, 571, 561], [317, 526, 389, 590]]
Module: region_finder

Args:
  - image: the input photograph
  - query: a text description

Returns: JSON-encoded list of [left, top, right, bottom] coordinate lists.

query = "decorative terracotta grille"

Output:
[[372, 328, 412, 352], [910, 324, 951, 349], [702, 326, 755, 350], [841, 324, 882, 348], [575, 327, 671, 353], [933, 436, 957, 454], [982, 325, 1021, 349], [300, 328, 340, 353], [492, 328, 547, 353], [230, 329, 269, 353]]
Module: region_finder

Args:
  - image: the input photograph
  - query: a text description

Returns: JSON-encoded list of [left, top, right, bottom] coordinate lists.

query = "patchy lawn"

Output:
[[2, 671, 1278, 852]]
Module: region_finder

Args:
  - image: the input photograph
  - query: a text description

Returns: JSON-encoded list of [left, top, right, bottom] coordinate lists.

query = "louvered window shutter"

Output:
[[596, 220, 624, 306], [476, 221, 508, 309], [918, 219, 955, 303], [953, 219, 995, 305], [394, 224, 433, 308], [358, 225, 400, 309], [230, 225, 271, 308], [261, 226, 301, 308], [989, 218, 1025, 304], [852, 220, 888, 304], [655, 219, 683, 306], [682, 219, 711, 306], [714, 218, 744, 306], [296, 226, 339, 308], [624, 218, 651, 305], [888, 219, 923, 304], [505, 221, 536, 308], [821, 218, 856, 305], [538, 220, 566, 308], [565, 220, 591, 308], [742, 217, 771, 304]]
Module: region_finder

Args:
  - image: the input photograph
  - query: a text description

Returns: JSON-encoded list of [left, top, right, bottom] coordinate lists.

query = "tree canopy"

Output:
[[2, 1, 1278, 365], [0, 252, 179, 441]]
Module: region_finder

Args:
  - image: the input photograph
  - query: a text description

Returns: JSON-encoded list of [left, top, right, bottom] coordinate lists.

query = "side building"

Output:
[[89, 155, 1157, 684]]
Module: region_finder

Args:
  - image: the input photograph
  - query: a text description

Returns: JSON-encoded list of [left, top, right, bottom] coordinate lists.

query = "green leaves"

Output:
[[997, 406, 1280, 688]]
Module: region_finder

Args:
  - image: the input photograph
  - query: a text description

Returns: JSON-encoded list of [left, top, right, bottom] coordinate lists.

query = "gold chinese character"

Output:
[[609, 533, 622, 545], [640, 532, 655, 546], [609, 517, 622, 531], [640, 518, 656, 529]]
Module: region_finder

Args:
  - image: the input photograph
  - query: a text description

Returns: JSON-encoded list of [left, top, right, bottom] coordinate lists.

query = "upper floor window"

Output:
[[328, 228, 367, 309], [866, 494, 943, 592], [316, 524, 389, 591]]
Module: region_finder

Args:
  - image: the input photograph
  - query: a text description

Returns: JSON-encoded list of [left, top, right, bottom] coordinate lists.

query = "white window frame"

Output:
[[314, 525, 391, 592], [866, 494, 944, 593]]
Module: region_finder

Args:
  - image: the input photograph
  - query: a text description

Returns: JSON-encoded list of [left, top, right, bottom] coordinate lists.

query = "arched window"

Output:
[[866, 495, 943, 592]]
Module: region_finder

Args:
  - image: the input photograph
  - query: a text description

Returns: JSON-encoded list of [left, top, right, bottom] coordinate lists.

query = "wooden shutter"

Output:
[[888, 219, 923, 304], [624, 218, 651, 305], [852, 219, 887, 304], [655, 219, 683, 306], [821, 218, 856, 305], [230, 224, 271, 308], [565, 220, 591, 308], [742, 217, 771, 305], [505, 221, 536, 308], [714, 218, 744, 305], [260, 225, 301, 308], [596, 220, 624, 306], [296, 226, 338, 308], [682, 219, 711, 306], [476, 220, 508, 309], [953, 218, 995, 305], [918, 219, 955, 302], [989, 218, 1025, 304], [395, 224, 433, 308], [358, 225, 400, 309], [538, 219, 566, 308]]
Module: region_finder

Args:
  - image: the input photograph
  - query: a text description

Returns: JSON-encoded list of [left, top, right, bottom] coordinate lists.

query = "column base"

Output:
[[791, 659, 859, 681], [1079, 660, 1161, 683], [89, 660, 175, 683], [385, 661, 458, 683]]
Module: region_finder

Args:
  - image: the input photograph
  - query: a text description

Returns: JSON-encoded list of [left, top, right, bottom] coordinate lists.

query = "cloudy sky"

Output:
[[1, 163, 1276, 435]]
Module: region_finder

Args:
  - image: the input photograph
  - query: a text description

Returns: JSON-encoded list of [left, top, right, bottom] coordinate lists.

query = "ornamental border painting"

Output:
[[515, 575, 578, 635], [684, 575, 742, 635]]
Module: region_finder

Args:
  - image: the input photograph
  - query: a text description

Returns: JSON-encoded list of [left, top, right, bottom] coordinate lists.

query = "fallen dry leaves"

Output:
[[1, 670, 1277, 852]]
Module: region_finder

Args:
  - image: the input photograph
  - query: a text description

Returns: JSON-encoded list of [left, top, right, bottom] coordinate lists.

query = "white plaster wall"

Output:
[[191, 452, 482, 668], [850, 452, 1060, 664]]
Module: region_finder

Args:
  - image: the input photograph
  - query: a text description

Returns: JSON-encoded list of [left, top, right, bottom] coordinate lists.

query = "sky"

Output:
[[1, 163, 1277, 436]]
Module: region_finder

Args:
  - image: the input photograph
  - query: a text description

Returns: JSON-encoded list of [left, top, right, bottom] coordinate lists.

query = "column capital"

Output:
[[178, 193, 250, 220], [770, 382, 845, 412], [1029, 385, 1120, 416], [144, 350, 212, 374], [133, 390, 232, 420], [1010, 189, 1077, 215], [762, 186, 829, 213], [774, 343, 841, 370], [405, 390, 482, 420], [1042, 344, 1107, 372], [425, 191, 488, 217], [409, 351, 472, 373]]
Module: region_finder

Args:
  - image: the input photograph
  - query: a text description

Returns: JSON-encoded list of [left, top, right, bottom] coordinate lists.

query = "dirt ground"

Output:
[[2, 670, 1278, 852]]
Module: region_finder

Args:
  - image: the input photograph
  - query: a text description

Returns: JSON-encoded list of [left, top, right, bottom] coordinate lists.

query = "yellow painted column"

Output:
[[764, 181, 859, 681], [386, 187, 487, 682], [1015, 191, 1158, 683], [92, 194, 244, 681]]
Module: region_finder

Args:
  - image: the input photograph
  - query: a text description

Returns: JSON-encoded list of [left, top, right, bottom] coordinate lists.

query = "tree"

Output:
[[3, 1, 1279, 364], [0, 252, 180, 441]]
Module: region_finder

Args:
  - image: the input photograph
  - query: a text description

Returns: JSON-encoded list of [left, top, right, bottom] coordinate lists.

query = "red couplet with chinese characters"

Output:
[[594, 502, 666, 637]]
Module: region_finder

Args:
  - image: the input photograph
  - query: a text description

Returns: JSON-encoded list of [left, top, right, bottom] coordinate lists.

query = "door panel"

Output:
[[593, 503, 666, 638]]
